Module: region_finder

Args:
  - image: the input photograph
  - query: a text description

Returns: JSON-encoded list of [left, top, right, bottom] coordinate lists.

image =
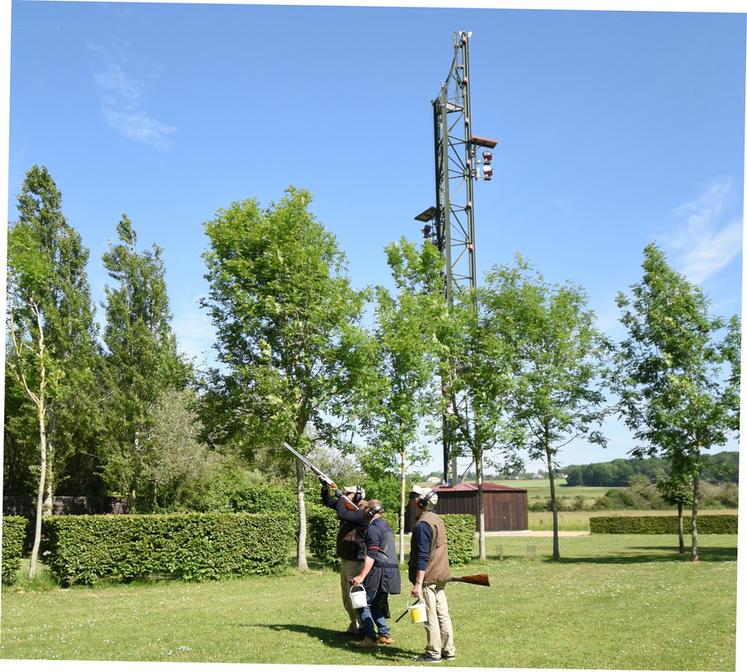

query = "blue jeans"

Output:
[[357, 589, 390, 640]]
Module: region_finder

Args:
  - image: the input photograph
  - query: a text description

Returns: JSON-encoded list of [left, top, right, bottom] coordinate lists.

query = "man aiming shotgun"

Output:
[[283, 442, 368, 636]]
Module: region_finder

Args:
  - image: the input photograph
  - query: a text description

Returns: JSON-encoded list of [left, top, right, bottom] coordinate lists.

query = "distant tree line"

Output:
[[564, 451, 739, 487]]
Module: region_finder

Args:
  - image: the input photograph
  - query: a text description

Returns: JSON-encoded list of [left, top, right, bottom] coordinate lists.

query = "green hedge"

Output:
[[2, 516, 27, 585], [306, 503, 340, 569], [442, 514, 476, 566], [42, 512, 295, 586], [590, 514, 738, 534]]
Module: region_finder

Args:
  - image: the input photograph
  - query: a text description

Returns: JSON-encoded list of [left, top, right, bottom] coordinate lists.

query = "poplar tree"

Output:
[[6, 165, 100, 577], [100, 215, 189, 509], [614, 244, 740, 561], [202, 187, 369, 570]]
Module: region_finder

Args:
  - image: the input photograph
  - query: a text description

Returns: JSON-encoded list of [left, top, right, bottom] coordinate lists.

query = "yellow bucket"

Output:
[[408, 601, 427, 624]]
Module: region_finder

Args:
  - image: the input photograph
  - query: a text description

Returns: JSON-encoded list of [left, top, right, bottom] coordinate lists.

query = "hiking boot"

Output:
[[353, 637, 377, 649], [376, 634, 394, 645], [413, 654, 442, 663]]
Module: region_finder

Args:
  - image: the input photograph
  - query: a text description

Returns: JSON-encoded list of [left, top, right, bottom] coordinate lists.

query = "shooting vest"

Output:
[[365, 517, 401, 595], [408, 510, 451, 585]]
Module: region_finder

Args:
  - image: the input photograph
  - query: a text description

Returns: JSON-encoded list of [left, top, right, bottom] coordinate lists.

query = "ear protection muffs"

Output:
[[367, 503, 384, 518], [353, 486, 363, 504], [417, 489, 436, 509]]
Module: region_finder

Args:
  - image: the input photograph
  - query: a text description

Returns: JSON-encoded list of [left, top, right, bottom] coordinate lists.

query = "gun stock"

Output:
[[447, 573, 490, 587]]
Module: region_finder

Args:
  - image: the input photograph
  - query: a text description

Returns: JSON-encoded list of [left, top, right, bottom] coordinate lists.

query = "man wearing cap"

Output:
[[408, 484, 456, 663], [321, 480, 369, 636]]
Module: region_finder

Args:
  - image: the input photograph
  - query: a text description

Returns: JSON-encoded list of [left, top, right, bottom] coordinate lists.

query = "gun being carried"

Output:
[[283, 442, 359, 511], [447, 573, 490, 587]]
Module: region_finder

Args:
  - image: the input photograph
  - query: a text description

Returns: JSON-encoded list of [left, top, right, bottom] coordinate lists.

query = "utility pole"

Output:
[[415, 30, 497, 484]]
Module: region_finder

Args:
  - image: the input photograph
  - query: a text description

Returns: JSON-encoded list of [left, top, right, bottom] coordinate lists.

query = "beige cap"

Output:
[[343, 486, 365, 499], [410, 484, 438, 508]]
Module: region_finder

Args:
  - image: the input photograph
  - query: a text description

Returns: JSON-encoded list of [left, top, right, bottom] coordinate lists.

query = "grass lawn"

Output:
[[1, 534, 736, 670]]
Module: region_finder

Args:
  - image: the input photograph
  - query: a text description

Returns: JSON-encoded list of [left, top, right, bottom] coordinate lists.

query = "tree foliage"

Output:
[[100, 214, 190, 508], [485, 256, 608, 560], [201, 187, 370, 569], [613, 243, 740, 561], [6, 165, 102, 577]]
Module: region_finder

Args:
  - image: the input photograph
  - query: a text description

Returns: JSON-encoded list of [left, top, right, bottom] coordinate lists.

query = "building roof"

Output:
[[434, 482, 527, 493]]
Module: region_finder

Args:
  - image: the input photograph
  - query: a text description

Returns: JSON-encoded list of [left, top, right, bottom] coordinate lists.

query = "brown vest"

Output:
[[410, 510, 451, 585]]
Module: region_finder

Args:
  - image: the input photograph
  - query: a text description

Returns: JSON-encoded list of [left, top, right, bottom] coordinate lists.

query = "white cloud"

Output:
[[91, 49, 177, 150], [660, 178, 743, 284]]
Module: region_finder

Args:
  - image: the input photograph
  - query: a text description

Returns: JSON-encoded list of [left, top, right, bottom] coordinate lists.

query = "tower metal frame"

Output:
[[416, 31, 496, 483]]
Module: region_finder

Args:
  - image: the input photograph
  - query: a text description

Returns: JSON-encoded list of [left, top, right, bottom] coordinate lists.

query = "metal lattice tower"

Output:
[[415, 31, 496, 484]]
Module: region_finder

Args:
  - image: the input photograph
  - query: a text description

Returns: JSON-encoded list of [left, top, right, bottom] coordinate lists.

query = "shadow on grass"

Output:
[[241, 623, 416, 661], [548, 545, 737, 564]]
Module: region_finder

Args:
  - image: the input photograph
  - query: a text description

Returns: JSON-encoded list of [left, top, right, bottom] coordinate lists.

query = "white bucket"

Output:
[[408, 600, 427, 624], [349, 585, 367, 609]]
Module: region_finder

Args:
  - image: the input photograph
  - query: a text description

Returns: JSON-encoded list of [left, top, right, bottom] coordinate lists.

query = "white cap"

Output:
[[343, 486, 365, 499], [410, 484, 438, 508]]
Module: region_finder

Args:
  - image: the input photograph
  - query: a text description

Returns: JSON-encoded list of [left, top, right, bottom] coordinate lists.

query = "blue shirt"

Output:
[[411, 520, 433, 571]]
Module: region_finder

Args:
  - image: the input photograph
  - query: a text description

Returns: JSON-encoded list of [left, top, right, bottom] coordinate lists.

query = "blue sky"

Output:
[[6, 1, 745, 474]]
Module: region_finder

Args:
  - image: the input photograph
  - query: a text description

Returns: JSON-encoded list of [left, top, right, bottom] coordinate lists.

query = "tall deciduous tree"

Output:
[[6, 165, 100, 577], [359, 239, 440, 563], [485, 257, 607, 561], [202, 187, 369, 570], [614, 243, 740, 562], [101, 214, 189, 510], [438, 283, 522, 561]]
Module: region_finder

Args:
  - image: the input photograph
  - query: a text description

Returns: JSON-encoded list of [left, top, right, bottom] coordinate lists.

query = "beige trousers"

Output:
[[422, 582, 455, 658], [340, 559, 365, 627]]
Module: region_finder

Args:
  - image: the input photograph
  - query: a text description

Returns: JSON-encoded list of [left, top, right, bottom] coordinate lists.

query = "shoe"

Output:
[[376, 634, 394, 644], [344, 624, 363, 637], [442, 654, 456, 661], [353, 637, 377, 649], [413, 654, 442, 663]]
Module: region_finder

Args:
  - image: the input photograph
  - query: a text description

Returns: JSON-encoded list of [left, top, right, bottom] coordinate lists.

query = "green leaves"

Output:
[[201, 187, 368, 462]]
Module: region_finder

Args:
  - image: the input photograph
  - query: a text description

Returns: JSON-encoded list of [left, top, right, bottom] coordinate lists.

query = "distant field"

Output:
[[528, 508, 739, 531], [494, 478, 610, 501]]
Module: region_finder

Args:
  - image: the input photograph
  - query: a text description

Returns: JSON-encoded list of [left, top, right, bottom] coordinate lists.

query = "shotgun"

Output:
[[283, 441, 359, 511], [447, 573, 490, 587], [395, 574, 491, 622]]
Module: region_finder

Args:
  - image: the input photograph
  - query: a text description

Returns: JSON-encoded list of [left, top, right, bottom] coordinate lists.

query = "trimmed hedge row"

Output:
[[442, 514, 476, 566], [2, 516, 27, 585], [590, 514, 738, 535], [42, 512, 295, 586], [306, 503, 340, 569]]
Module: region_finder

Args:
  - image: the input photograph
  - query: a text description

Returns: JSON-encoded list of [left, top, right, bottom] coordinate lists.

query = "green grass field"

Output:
[[1, 534, 736, 670]]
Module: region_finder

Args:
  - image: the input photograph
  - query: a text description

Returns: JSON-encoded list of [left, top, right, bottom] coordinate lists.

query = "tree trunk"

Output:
[[677, 501, 685, 555], [29, 402, 47, 580], [43, 447, 54, 517], [691, 449, 700, 562], [296, 457, 308, 571], [399, 450, 407, 565], [546, 447, 560, 561], [477, 453, 486, 561]]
